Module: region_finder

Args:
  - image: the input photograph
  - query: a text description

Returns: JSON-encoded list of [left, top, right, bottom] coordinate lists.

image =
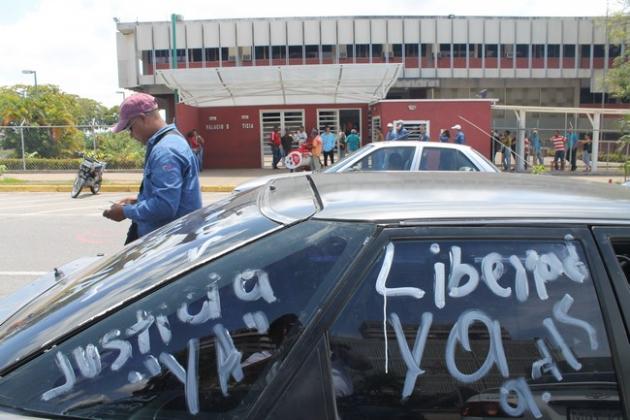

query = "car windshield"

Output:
[[0, 189, 281, 374], [470, 148, 499, 171], [324, 143, 375, 173]]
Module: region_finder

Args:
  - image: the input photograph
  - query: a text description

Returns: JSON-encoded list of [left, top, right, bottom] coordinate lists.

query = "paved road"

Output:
[[0, 192, 229, 298]]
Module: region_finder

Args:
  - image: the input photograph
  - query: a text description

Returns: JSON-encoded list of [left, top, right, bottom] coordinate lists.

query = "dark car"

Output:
[[0, 172, 629, 419]]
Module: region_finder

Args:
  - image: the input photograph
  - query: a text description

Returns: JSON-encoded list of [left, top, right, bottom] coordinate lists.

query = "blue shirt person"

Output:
[[103, 93, 202, 243], [531, 129, 544, 165], [393, 121, 409, 140], [452, 124, 465, 144], [385, 123, 397, 140]]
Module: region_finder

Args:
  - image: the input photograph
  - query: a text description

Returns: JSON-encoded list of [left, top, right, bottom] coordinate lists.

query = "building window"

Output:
[[471, 44, 483, 58], [420, 43, 431, 57], [392, 44, 402, 57], [372, 44, 385, 59], [404, 43, 419, 57], [322, 44, 334, 59], [338, 44, 352, 58], [239, 46, 252, 61], [532, 44, 545, 58], [453, 44, 467, 58], [175, 49, 186, 63], [484, 44, 498, 58], [356, 44, 369, 58], [439, 43, 451, 58], [580, 44, 591, 59], [204, 48, 220, 62], [155, 49, 170, 64], [547, 44, 560, 57], [272, 45, 286, 59], [500, 44, 514, 58], [563, 44, 576, 58], [305, 45, 319, 58], [593, 44, 605, 57], [188, 48, 202, 62], [288, 45, 302, 59], [141, 50, 153, 65], [254, 46, 269, 60], [609, 44, 622, 58], [515, 44, 529, 58]]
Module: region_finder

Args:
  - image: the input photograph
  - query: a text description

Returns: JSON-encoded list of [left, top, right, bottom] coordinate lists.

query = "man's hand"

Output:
[[103, 203, 127, 222], [116, 196, 137, 205]]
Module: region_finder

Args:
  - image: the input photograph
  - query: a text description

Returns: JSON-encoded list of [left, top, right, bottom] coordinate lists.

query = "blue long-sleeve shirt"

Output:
[[123, 124, 202, 237], [321, 132, 336, 152]]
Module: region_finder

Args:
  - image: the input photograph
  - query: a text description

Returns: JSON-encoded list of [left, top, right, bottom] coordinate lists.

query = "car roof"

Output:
[[269, 172, 630, 224], [368, 140, 473, 150]]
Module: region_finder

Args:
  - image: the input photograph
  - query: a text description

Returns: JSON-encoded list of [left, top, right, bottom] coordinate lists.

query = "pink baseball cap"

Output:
[[111, 93, 159, 133]]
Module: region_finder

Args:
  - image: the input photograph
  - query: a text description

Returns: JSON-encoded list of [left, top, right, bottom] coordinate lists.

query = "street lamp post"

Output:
[[22, 69, 37, 93]]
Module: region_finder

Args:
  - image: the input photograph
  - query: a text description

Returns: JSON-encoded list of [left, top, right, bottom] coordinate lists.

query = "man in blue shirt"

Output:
[[451, 124, 466, 144], [393, 120, 409, 140], [566, 127, 579, 171], [321, 125, 337, 166], [103, 93, 202, 244], [531, 129, 543, 165], [385, 122, 396, 140]]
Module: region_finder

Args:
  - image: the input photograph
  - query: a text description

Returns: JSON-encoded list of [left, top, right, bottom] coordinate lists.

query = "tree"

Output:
[[607, 0, 630, 101], [0, 84, 115, 158]]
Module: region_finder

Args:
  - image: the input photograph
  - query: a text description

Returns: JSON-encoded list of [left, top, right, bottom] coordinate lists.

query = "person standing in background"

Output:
[[346, 129, 360, 152], [186, 129, 205, 172], [336, 130, 347, 159], [270, 126, 282, 169], [281, 129, 294, 159], [310, 128, 323, 171], [550, 130, 567, 171], [321, 125, 336, 167], [451, 124, 466, 144], [385, 122, 396, 140], [295, 125, 307, 146], [582, 133, 593, 172], [566, 127, 579, 172], [439, 129, 450, 143], [393, 121, 409, 140]]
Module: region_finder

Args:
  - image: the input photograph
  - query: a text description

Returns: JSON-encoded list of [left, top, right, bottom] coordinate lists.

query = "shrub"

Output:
[[0, 164, 6, 176]]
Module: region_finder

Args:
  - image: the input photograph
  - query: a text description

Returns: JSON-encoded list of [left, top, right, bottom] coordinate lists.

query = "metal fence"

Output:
[[0, 125, 143, 171], [490, 126, 629, 171]]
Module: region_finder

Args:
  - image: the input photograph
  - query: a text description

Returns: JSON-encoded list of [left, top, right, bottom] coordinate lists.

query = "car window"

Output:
[[0, 220, 374, 419], [348, 147, 414, 171], [328, 238, 622, 419], [0, 189, 282, 373], [420, 147, 479, 171]]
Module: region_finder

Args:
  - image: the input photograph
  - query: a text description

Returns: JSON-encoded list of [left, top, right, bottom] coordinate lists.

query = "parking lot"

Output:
[[0, 192, 229, 298]]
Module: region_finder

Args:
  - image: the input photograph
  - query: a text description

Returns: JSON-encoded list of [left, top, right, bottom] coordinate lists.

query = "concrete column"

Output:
[[516, 109, 526, 172], [591, 112, 600, 172]]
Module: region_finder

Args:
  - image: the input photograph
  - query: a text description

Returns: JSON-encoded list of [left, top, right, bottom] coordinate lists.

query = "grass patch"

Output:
[[0, 177, 27, 184]]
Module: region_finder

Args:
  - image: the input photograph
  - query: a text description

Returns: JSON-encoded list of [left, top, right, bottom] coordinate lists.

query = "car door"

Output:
[[0, 220, 376, 419], [310, 226, 630, 419], [419, 145, 481, 171]]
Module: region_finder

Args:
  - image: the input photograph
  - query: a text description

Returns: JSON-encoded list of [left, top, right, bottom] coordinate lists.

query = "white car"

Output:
[[235, 141, 498, 193]]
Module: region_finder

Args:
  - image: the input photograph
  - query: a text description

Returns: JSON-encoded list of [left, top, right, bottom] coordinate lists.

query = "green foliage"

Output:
[[91, 131, 145, 167], [0, 164, 6, 176], [0, 157, 142, 170], [531, 164, 547, 175], [607, 1, 630, 101], [0, 84, 118, 159]]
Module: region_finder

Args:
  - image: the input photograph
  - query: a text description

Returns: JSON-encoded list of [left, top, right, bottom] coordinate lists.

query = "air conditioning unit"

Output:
[[242, 54, 252, 61]]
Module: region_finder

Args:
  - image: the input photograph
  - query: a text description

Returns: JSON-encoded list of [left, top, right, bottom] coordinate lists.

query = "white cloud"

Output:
[[0, 0, 614, 107]]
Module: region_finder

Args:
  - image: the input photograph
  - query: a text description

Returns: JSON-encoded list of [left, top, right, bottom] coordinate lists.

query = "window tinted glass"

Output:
[[329, 238, 621, 419], [420, 147, 479, 171], [349, 147, 414, 171], [0, 221, 374, 419]]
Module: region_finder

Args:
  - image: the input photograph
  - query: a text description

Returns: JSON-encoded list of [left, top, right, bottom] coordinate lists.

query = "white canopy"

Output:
[[156, 63, 401, 107]]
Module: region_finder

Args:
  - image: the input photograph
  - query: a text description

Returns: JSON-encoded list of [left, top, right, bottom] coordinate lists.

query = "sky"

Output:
[[0, 0, 618, 108]]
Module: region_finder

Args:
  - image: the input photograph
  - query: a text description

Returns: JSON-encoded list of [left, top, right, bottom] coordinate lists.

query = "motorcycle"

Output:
[[71, 154, 106, 198]]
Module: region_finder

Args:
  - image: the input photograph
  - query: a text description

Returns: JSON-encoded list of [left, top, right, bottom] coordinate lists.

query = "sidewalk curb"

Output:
[[0, 185, 235, 193]]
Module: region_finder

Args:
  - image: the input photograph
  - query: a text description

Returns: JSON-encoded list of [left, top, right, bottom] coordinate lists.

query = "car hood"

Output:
[[0, 256, 102, 328]]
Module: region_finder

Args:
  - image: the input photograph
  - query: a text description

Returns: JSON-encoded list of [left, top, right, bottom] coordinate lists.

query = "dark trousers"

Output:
[[323, 150, 335, 166], [272, 146, 282, 169], [553, 150, 566, 170], [568, 147, 578, 171]]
